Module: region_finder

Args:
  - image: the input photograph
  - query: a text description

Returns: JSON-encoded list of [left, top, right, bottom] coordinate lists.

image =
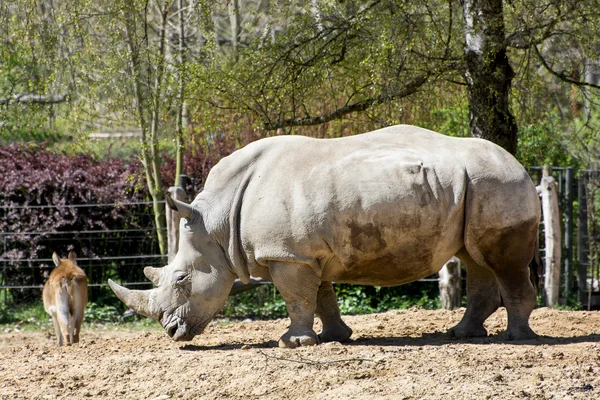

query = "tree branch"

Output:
[[534, 44, 600, 90], [263, 63, 461, 131], [0, 93, 68, 105], [505, 2, 580, 49]]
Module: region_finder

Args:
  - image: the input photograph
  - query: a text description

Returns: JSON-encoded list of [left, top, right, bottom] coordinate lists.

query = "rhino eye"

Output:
[[175, 273, 190, 284]]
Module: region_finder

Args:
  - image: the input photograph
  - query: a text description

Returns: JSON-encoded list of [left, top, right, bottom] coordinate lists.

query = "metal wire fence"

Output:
[[0, 201, 165, 303], [3, 166, 595, 307]]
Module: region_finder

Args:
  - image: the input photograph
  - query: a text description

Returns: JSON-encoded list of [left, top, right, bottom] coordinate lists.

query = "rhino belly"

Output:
[[322, 239, 455, 287]]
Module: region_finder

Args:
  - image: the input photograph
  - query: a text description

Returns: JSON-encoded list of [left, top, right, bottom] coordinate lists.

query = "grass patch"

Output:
[[0, 301, 162, 334]]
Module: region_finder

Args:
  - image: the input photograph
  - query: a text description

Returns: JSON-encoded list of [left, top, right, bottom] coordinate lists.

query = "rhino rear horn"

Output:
[[108, 279, 161, 321], [143, 266, 164, 286], [165, 195, 199, 222]]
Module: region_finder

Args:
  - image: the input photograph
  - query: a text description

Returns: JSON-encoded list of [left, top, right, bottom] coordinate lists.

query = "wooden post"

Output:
[[577, 177, 590, 306], [537, 166, 561, 307], [439, 256, 462, 310], [564, 167, 574, 298], [166, 186, 186, 263]]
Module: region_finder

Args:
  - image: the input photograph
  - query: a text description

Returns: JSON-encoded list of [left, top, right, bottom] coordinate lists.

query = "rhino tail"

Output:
[[529, 235, 542, 295]]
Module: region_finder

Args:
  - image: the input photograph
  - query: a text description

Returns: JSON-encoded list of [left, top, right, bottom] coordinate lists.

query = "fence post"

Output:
[[577, 176, 589, 306], [2, 233, 6, 303], [564, 167, 574, 298], [167, 186, 186, 263], [537, 166, 561, 307], [438, 256, 462, 310], [178, 174, 189, 194]]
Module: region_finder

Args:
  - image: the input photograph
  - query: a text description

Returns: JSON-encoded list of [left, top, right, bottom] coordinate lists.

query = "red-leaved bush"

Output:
[[160, 130, 259, 192], [0, 130, 262, 304], [0, 143, 152, 303]]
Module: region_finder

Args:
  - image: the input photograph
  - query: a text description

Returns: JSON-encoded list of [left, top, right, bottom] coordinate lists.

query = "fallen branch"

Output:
[[0, 93, 68, 105], [256, 348, 375, 365]]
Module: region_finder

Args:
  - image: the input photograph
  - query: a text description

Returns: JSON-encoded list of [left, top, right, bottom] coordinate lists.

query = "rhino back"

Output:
[[200, 125, 535, 286]]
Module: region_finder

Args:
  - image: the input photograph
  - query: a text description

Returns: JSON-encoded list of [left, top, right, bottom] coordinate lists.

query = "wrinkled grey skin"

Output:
[[109, 125, 541, 348]]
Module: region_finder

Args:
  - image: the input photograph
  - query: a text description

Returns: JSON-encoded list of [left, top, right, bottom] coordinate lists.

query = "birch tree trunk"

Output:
[[174, 0, 188, 184], [123, 3, 170, 255], [462, 0, 518, 154], [439, 256, 462, 310], [229, 0, 241, 62], [147, 4, 170, 256]]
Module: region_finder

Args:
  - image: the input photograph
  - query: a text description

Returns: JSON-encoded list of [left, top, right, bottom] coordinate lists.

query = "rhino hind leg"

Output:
[[448, 248, 501, 339], [494, 267, 537, 340], [270, 261, 321, 348], [460, 219, 539, 341], [316, 281, 352, 343]]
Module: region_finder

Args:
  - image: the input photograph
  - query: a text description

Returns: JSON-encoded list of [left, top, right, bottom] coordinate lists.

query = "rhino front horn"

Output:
[[165, 195, 199, 222], [108, 279, 160, 320]]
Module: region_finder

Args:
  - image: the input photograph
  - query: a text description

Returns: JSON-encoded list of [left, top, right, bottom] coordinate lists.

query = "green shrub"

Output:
[[0, 299, 51, 331], [221, 285, 288, 319], [84, 303, 122, 323], [516, 119, 580, 168], [335, 284, 443, 315]]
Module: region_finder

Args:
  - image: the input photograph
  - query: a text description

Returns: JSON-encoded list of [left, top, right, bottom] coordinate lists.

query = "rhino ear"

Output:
[[165, 195, 199, 222]]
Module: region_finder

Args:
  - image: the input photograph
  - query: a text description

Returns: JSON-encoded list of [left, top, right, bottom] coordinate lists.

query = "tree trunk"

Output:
[[174, 0, 188, 185], [123, 5, 168, 255], [146, 6, 170, 256], [439, 256, 462, 310], [228, 0, 241, 62], [462, 0, 518, 154], [167, 186, 186, 263]]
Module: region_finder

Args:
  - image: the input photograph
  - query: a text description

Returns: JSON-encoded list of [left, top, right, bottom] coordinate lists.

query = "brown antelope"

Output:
[[42, 251, 88, 346]]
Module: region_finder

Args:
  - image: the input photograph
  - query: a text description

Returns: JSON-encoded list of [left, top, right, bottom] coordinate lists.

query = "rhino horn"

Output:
[[108, 279, 160, 320], [143, 266, 164, 286], [165, 195, 199, 221]]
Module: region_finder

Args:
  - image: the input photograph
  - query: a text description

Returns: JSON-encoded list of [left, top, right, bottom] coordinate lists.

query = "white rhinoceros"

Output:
[[109, 125, 541, 348]]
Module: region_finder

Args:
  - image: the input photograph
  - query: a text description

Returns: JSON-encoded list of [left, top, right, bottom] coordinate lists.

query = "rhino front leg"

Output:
[[270, 261, 321, 348], [316, 281, 352, 343]]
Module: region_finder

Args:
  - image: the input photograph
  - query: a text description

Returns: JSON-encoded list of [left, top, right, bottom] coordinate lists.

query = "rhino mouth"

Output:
[[163, 316, 210, 342], [165, 320, 192, 341]]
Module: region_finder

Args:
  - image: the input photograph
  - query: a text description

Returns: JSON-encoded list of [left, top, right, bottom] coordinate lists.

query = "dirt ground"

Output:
[[1, 307, 599, 400]]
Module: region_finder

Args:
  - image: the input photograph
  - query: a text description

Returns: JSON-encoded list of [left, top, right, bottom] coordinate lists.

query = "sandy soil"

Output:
[[1, 307, 599, 400]]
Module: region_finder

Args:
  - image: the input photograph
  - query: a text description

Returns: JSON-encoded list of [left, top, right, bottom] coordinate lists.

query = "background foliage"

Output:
[[2, 0, 599, 322], [0, 142, 148, 303]]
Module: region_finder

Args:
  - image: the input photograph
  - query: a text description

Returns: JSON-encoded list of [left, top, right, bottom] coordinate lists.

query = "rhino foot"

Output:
[[319, 321, 353, 343], [447, 324, 488, 339], [501, 326, 537, 341], [278, 331, 320, 348]]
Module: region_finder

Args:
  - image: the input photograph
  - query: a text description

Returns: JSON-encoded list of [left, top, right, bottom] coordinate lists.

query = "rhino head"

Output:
[[108, 197, 236, 341]]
